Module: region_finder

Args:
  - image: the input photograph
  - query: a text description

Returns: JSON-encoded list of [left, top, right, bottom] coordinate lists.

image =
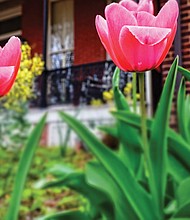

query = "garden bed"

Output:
[[0, 147, 92, 219]]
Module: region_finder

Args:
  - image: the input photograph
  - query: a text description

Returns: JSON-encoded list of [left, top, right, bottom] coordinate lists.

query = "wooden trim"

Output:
[[174, 0, 182, 92], [0, 30, 22, 41], [0, 5, 22, 21]]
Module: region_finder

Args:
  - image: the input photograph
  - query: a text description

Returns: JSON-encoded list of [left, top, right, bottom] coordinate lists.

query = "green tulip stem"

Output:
[[138, 72, 149, 163], [132, 72, 137, 113]]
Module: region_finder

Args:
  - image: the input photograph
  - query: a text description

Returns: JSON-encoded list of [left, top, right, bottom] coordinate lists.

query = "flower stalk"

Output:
[[138, 72, 149, 167], [132, 72, 137, 113]]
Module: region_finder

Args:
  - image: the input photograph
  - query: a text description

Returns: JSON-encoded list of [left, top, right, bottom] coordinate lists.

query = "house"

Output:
[[0, 0, 188, 126]]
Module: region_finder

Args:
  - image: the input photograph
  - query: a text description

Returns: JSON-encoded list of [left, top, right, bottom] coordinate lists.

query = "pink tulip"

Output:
[[119, 0, 154, 15], [0, 36, 21, 96], [95, 0, 179, 72]]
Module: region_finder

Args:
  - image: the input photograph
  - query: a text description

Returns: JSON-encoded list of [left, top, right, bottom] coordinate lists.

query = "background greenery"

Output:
[[0, 147, 92, 219]]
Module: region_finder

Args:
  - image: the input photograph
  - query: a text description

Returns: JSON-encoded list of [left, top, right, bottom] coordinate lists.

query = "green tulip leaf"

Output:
[[172, 202, 190, 218], [112, 110, 190, 185], [148, 57, 178, 214], [170, 218, 190, 220], [112, 110, 190, 183], [42, 171, 108, 205], [178, 65, 190, 81], [6, 114, 47, 220], [176, 177, 190, 208], [47, 164, 76, 178], [168, 130, 190, 174], [177, 78, 190, 143], [184, 95, 190, 143], [168, 155, 190, 183], [112, 57, 180, 217], [37, 210, 90, 220], [112, 67, 142, 174], [112, 67, 130, 111], [98, 124, 118, 138], [86, 161, 139, 220], [43, 167, 114, 219], [59, 111, 158, 220]]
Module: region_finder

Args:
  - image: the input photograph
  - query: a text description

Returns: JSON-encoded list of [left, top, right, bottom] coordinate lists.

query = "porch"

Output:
[[29, 60, 154, 147]]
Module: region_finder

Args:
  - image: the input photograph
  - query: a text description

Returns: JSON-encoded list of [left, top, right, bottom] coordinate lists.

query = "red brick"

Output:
[[22, 0, 43, 54], [74, 0, 106, 65]]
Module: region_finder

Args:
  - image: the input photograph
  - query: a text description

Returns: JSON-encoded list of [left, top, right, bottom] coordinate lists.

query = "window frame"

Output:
[[0, 5, 22, 42], [47, 0, 74, 70]]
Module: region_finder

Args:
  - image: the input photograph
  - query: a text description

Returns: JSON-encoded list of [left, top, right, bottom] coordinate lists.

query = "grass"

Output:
[[0, 146, 92, 219]]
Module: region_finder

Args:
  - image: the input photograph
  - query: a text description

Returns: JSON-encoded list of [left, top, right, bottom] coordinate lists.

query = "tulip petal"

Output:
[[127, 26, 171, 45], [105, 3, 137, 33], [0, 66, 15, 96], [156, 24, 177, 67], [136, 12, 156, 26], [0, 37, 21, 96], [95, 0, 178, 72], [119, 0, 138, 11], [0, 36, 21, 66], [119, 26, 169, 71], [95, 15, 128, 70], [138, 0, 154, 14], [105, 3, 137, 70], [155, 0, 179, 28]]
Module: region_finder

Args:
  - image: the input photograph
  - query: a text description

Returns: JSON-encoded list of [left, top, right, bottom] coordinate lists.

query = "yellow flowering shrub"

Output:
[[0, 42, 44, 149], [2, 42, 44, 111], [124, 82, 132, 96], [102, 82, 134, 104], [103, 89, 113, 102], [90, 98, 103, 106]]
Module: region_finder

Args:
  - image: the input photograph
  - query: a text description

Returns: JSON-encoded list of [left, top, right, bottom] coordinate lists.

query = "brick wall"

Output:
[[160, 0, 190, 81], [22, 0, 43, 54], [181, 0, 190, 68], [159, 0, 190, 128], [21, 0, 107, 64], [74, 0, 106, 65], [180, 0, 190, 92], [159, 0, 176, 79]]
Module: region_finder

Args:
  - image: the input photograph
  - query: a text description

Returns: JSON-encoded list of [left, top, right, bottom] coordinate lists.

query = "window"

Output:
[[48, 0, 74, 69], [0, 5, 22, 46], [107, 0, 119, 3]]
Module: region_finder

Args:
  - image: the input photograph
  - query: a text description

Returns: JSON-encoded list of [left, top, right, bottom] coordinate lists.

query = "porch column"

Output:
[[40, 0, 48, 107], [174, 0, 182, 92]]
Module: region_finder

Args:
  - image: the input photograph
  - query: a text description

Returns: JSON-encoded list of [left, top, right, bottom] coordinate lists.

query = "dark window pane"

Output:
[[0, 16, 21, 35], [0, 34, 21, 47]]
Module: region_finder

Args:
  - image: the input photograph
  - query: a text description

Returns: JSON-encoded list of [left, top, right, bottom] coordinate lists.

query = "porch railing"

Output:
[[32, 60, 131, 107]]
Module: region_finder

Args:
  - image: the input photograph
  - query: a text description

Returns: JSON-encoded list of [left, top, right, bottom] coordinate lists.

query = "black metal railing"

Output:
[[32, 60, 132, 107]]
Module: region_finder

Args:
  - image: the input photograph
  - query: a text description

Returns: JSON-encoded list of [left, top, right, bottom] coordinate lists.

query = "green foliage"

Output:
[[177, 78, 190, 143], [1, 42, 44, 111], [5, 57, 190, 220], [39, 57, 190, 220], [0, 144, 91, 219], [0, 103, 30, 149], [0, 42, 44, 150], [0, 44, 45, 220], [6, 114, 47, 220]]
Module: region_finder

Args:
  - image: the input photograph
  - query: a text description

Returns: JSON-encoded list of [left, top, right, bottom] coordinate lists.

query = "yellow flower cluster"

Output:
[[124, 82, 140, 101], [124, 82, 132, 96], [3, 42, 44, 111], [103, 89, 113, 102], [90, 98, 103, 106], [92, 82, 140, 106]]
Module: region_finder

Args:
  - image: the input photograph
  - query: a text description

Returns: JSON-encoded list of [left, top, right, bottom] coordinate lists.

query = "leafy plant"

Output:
[[5, 114, 46, 220], [0, 42, 44, 150], [0, 147, 91, 219], [0, 43, 44, 210], [1, 42, 44, 111], [37, 56, 190, 220]]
